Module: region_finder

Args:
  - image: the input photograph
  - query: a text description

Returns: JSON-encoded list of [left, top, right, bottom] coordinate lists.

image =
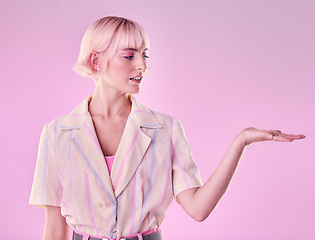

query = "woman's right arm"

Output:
[[44, 205, 70, 240]]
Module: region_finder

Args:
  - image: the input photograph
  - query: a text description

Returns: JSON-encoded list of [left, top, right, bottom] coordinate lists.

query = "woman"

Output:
[[29, 16, 305, 240]]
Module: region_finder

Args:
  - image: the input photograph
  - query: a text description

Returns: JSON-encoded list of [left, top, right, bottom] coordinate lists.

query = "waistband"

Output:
[[72, 228, 162, 240]]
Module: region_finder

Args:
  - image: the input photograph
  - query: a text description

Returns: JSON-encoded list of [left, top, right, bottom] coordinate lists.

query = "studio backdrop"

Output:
[[1, 0, 314, 239]]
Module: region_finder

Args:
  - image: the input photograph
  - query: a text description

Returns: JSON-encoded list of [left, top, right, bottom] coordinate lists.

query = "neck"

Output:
[[89, 82, 132, 118]]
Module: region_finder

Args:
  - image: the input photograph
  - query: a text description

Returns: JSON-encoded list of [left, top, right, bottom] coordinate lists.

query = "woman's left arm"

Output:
[[176, 128, 305, 222]]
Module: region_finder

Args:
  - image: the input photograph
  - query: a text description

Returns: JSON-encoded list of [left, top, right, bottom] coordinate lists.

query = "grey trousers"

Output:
[[72, 231, 162, 240]]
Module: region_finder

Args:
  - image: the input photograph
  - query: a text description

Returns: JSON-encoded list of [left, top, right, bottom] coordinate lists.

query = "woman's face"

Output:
[[99, 42, 149, 94]]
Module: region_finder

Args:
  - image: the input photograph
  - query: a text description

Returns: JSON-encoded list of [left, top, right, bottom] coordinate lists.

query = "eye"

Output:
[[142, 53, 150, 61], [123, 55, 134, 60]]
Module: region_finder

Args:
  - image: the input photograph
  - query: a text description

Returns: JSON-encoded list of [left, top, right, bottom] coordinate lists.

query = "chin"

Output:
[[129, 87, 141, 95]]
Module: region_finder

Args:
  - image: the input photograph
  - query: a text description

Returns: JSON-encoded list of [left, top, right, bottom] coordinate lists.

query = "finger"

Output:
[[268, 130, 281, 133], [280, 133, 305, 139], [273, 134, 305, 142], [272, 135, 291, 142], [275, 130, 282, 134], [285, 134, 306, 140], [268, 130, 282, 140]]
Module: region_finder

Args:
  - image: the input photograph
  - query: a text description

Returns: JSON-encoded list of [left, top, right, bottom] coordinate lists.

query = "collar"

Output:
[[59, 95, 162, 130]]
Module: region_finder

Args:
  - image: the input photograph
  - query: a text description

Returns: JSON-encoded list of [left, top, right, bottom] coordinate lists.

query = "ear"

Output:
[[88, 51, 101, 72]]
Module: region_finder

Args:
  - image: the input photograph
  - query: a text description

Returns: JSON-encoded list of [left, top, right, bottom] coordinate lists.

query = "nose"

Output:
[[136, 55, 147, 73]]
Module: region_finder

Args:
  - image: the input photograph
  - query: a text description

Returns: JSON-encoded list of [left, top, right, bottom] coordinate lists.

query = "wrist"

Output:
[[235, 130, 249, 148]]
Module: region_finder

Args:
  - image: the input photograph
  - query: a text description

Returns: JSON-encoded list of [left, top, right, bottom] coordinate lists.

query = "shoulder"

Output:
[[134, 97, 183, 130], [150, 109, 181, 127], [42, 96, 90, 135]]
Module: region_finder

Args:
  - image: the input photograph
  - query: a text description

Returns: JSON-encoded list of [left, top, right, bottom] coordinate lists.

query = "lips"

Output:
[[129, 75, 143, 82]]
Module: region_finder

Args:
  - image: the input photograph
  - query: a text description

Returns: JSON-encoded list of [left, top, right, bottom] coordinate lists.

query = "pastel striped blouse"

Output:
[[29, 95, 202, 239]]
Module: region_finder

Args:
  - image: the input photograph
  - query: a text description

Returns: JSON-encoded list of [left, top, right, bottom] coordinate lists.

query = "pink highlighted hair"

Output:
[[73, 16, 150, 81]]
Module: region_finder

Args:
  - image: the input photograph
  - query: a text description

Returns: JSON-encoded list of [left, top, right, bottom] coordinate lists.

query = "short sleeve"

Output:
[[171, 118, 202, 198], [29, 124, 61, 207]]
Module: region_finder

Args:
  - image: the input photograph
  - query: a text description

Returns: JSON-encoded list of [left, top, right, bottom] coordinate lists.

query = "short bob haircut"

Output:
[[73, 16, 150, 80]]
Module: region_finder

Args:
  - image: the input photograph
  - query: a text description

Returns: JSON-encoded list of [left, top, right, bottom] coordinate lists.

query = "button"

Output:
[[96, 202, 103, 208]]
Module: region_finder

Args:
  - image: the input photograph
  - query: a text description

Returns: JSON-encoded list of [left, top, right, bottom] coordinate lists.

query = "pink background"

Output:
[[1, 0, 314, 239]]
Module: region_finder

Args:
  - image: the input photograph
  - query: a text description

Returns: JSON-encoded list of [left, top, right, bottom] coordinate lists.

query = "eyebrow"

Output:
[[121, 47, 149, 52]]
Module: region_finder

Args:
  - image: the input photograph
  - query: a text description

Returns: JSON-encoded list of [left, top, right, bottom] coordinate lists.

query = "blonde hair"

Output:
[[73, 16, 150, 80]]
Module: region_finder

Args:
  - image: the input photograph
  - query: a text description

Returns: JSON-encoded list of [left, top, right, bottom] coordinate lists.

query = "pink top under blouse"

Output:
[[105, 155, 115, 175]]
